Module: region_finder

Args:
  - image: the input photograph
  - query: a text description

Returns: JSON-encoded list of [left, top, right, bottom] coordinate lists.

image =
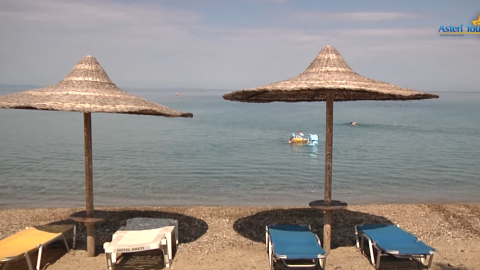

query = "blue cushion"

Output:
[[268, 224, 326, 259], [358, 224, 436, 255], [274, 243, 325, 259]]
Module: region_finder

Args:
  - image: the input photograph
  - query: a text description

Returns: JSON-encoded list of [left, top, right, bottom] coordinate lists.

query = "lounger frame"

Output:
[[0, 227, 71, 270], [104, 226, 175, 269], [266, 225, 326, 270], [355, 224, 436, 269]]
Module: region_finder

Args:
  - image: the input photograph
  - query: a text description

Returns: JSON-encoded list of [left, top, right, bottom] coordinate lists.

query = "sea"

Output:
[[0, 87, 479, 208]]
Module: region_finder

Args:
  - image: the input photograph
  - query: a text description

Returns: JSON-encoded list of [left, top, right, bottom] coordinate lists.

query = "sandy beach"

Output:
[[1, 204, 479, 270]]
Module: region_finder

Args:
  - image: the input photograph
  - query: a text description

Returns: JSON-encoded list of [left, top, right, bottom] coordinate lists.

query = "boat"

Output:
[[289, 132, 308, 143], [307, 134, 319, 146], [290, 137, 308, 143]]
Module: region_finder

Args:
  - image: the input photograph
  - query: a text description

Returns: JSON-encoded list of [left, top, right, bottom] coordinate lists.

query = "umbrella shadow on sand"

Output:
[[233, 208, 437, 270], [50, 210, 208, 251], [4, 210, 208, 270], [233, 208, 391, 248]]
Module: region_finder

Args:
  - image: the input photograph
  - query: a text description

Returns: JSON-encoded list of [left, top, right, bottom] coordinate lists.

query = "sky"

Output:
[[0, 0, 479, 92]]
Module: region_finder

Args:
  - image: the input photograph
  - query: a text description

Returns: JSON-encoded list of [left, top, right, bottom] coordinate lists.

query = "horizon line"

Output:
[[0, 83, 478, 94]]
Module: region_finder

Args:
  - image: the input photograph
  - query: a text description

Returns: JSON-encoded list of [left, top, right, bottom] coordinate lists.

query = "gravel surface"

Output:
[[1, 204, 479, 270]]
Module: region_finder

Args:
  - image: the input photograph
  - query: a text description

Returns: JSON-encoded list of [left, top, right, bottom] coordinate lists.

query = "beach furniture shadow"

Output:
[[47, 209, 208, 254], [233, 208, 393, 248], [233, 208, 437, 269], [234, 208, 448, 269], [1, 248, 70, 270]]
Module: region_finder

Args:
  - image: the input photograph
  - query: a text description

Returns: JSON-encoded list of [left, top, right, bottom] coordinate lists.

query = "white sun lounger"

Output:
[[103, 226, 175, 269]]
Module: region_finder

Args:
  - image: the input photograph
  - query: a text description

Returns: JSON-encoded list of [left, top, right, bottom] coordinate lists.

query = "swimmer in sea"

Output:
[[350, 122, 357, 126]]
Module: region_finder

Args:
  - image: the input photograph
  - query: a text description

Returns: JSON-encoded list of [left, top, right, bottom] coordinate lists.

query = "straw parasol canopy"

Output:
[[223, 46, 438, 102], [0, 55, 193, 257], [0, 55, 193, 117], [223, 45, 438, 254]]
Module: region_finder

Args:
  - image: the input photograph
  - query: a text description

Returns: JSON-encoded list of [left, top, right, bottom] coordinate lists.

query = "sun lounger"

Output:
[[0, 225, 73, 270], [103, 218, 178, 269], [355, 224, 437, 269], [103, 227, 173, 269], [266, 224, 327, 270]]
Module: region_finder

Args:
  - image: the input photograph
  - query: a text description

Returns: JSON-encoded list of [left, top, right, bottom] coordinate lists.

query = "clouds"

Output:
[[0, 0, 202, 41], [0, 0, 478, 91], [288, 11, 429, 23], [1, 0, 202, 25]]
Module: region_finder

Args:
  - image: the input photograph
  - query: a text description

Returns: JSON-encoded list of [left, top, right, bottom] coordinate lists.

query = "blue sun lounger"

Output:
[[266, 224, 326, 270], [355, 224, 436, 269]]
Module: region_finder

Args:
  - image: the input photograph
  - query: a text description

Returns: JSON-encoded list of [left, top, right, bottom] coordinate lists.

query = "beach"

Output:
[[1, 203, 479, 270]]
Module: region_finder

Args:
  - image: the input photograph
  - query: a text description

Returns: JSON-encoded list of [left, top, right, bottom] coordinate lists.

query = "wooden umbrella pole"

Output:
[[323, 92, 334, 253], [83, 112, 95, 257]]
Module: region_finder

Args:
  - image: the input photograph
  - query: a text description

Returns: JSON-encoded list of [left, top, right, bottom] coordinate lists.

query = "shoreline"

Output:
[[1, 203, 479, 270], [3, 199, 480, 209]]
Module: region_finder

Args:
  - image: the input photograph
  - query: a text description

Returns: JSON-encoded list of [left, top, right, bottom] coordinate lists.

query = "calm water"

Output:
[[0, 88, 479, 208]]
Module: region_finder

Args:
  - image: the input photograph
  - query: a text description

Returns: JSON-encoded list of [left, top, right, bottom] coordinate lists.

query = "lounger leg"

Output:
[[1, 262, 10, 270], [106, 253, 112, 270], [359, 235, 365, 254], [25, 252, 34, 270], [112, 252, 117, 264], [73, 224, 77, 250], [162, 246, 170, 268], [265, 226, 269, 252], [166, 233, 173, 261], [175, 222, 179, 245], [319, 257, 326, 270], [268, 237, 273, 270], [375, 248, 382, 270], [355, 226, 359, 249], [426, 254, 434, 269], [36, 246, 43, 270], [62, 235, 70, 252], [266, 231, 270, 253], [368, 239, 375, 266]]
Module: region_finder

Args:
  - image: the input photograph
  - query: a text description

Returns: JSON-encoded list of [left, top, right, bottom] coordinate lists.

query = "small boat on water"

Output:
[[290, 137, 308, 143], [289, 131, 307, 143], [307, 134, 319, 146], [289, 133, 319, 144]]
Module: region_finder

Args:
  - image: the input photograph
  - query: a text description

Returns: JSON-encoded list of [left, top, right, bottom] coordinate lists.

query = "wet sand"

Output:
[[1, 204, 479, 270]]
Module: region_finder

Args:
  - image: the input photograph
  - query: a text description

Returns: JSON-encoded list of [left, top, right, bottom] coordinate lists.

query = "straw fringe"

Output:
[[223, 46, 439, 103], [0, 56, 193, 118]]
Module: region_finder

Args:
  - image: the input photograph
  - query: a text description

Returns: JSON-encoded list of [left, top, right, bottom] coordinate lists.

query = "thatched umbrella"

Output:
[[0, 55, 193, 256], [223, 45, 438, 253]]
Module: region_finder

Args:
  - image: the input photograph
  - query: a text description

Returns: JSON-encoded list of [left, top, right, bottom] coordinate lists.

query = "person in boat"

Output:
[[289, 133, 295, 144], [350, 122, 357, 126], [289, 131, 304, 143]]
